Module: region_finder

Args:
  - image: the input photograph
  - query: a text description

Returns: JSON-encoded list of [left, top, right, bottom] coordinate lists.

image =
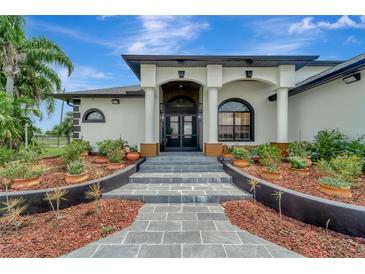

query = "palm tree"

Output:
[[0, 16, 74, 114]]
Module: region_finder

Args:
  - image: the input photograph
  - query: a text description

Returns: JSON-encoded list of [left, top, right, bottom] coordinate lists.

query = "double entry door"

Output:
[[165, 114, 198, 151]]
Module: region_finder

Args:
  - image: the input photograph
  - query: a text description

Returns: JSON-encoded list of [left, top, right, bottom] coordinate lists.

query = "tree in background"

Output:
[[47, 111, 73, 145]]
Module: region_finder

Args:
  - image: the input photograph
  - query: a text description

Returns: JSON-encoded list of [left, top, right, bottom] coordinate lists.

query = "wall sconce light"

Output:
[[343, 73, 361, 84], [178, 70, 185, 78], [111, 99, 120, 104], [245, 70, 253, 79]]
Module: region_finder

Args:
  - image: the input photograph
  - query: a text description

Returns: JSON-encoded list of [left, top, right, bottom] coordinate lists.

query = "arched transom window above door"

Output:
[[218, 98, 254, 142]]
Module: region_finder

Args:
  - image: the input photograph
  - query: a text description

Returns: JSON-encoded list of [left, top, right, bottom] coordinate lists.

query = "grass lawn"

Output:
[[40, 146, 65, 158]]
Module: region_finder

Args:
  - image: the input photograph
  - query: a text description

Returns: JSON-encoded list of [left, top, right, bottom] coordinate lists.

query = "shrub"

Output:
[[312, 129, 365, 161], [72, 139, 91, 153], [62, 141, 86, 164], [256, 144, 281, 171], [0, 147, 16, 165], [129, 145, 138, 153], [107, 149, 125, 163], [232, 147, 251, 161], [224, 145, 235, 154], [319, 154, 363, 183], [0, 162, 43, 180], [288, 156, 307, 169], [66, 160, 84, 175], [97, 139, 114, 156], [288, 141, 311, 158], [17, 148, 40, 163], [319, 177, 352, 189]]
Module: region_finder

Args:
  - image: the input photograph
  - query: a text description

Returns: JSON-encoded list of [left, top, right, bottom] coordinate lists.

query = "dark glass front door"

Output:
[[165, 114, 197, 150]]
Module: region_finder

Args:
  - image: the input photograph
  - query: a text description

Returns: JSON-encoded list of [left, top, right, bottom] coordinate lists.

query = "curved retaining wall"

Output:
[[223, 162, 365, 238], [0, 158, 145, 214]]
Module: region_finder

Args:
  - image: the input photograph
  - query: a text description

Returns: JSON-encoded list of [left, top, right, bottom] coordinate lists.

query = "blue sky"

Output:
[[25, 15, 365, 131]]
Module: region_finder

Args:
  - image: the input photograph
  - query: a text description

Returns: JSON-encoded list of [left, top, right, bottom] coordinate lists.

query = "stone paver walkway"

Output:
[[64, 203, 302, 258]]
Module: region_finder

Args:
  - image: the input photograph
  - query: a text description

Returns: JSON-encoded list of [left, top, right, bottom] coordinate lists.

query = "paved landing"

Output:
[[103, 183, 251, 203], [63, 204, 302, 258]]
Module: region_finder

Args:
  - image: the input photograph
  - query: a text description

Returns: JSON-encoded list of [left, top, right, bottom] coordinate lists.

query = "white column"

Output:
[[276, 87, 289, 143], [208, 87, 218, 143], [144, 87, 156, 143]]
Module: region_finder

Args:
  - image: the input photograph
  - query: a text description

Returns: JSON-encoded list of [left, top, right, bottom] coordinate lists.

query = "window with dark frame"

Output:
[[218, 99, 254, 141], [82, 108, 106, 123]]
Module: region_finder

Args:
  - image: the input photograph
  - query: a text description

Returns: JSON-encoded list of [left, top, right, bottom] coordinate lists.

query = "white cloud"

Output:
[[56, 65, 113, 92], [96, 16, 118, 21], [289, 16, 365, 34], [344, 35, 360, 45], [121, 16, 209, 54]]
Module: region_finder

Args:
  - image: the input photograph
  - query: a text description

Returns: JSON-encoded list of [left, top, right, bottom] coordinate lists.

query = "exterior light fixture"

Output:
[[178, 70, 185, 78], [111, 99, 120, 104], [245, 70, 253, 79], [343, 73, 361, 84]]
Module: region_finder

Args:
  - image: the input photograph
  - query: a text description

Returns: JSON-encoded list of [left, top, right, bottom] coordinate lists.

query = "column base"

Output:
[[270, 142, 289, 157], [140, 143, 160, 157], [204, 143, 223, 157]]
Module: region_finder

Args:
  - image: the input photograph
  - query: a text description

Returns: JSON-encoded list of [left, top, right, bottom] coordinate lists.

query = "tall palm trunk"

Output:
[[5, 74, 14, 95]]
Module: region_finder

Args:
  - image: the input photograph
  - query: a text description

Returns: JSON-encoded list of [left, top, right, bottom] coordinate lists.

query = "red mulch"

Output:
[[222, 200, 365, 258], [241, 163, 365, 206], [0, 156, 136, 192], [0, 199, 144, 258]]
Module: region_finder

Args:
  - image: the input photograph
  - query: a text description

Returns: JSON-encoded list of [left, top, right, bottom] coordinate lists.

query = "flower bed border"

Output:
[[0, 158, 145, 214], [222, 161, 365, 238]]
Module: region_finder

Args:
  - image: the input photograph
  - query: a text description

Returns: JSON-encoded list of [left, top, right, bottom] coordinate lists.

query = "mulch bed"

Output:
[[240, 163, 365, 206], [0, 199, 143, 258], [0, 156, 136, 192], [223, 200, 365, 258]]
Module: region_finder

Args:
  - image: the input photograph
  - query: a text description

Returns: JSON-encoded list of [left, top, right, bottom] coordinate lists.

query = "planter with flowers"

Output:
[[94, 139, 114, 164], [222, 145, 234, 160], [65, 160, 89, 184], [288, 156, 310, 176], [231, 147, 251, 168], [126, 145, 140, 161], [257, 144, 282, 181], [0, 162, 44, 189], [107, 149, 126, 170]]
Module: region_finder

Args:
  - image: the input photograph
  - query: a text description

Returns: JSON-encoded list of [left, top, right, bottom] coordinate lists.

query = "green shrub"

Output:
[[129, 145, 138, 153], [72, 139, 91, 153], [312, 129, 365, 161], [224, 145, 235, 154], [0, 147, 16, 165], [256, 144, 281, 171], [288, 156, 307, 169], [0, 162, 43, 180], [232, 147, 251, 161], [97, 139, 114, 156], [17, 148, 40, 163], [319, 154, 363, 183], [319, 177, 352, 189], [107, 149, 125, 163], [62, 140, 89, 164], [66, 160, 84, 175], [288, 141, 311, 158]]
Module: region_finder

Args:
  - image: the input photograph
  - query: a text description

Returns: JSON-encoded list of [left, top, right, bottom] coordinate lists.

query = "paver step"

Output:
[[139, 164, 223, 172], [144, 159, 219, 164], [129, 172, 232, 184], [103, 183, 251, 203]]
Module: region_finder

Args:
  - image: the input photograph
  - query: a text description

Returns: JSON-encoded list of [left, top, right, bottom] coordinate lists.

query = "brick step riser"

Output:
[[139, 166, 223, 172], [143, 161, 220, 165], [103, 194, 249, 203], [146, 157, 218, 162], [129, 177, 232, 184]]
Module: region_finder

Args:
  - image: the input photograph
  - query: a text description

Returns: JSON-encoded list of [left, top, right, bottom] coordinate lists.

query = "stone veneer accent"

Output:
[[72, 99, 81, 139]]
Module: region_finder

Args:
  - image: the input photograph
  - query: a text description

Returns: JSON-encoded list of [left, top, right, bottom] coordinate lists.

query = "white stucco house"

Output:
[[54, 53, 365, 156]]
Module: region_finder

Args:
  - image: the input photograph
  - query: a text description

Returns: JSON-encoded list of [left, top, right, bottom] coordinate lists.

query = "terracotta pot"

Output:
[[261, 168, 282, 181], [252, 155, 260, 164], [222, 153, 233, 159], [93, 156, 109, 164], [319, 183, 352, 198], [126, 152, 140, 161], [12, 177, 40, 189], [65, 172, 89, 184], [289, 167, 310, 176], [107, 162, 125, 170], [233, 159, 250, 168]]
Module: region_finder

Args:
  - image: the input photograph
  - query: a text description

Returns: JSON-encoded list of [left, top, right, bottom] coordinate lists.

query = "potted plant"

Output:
[[106, 149, 126, 170], [65, 160, 89, 184], [95, 139, 113, 164], [288, 156, 310, 176], [126, 145, 140, 161], [288, 141, 312, 167], [222, 145, 234, 159], [257, 144, 282, 180], [231, 147, 251, 168], [0, 162, 43, 189], [318, 155, 362, 198]]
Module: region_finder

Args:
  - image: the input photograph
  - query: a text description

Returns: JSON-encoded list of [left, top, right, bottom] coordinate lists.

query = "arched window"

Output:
[[218, 98, 254, 141], [82, 108, 106, 123]]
